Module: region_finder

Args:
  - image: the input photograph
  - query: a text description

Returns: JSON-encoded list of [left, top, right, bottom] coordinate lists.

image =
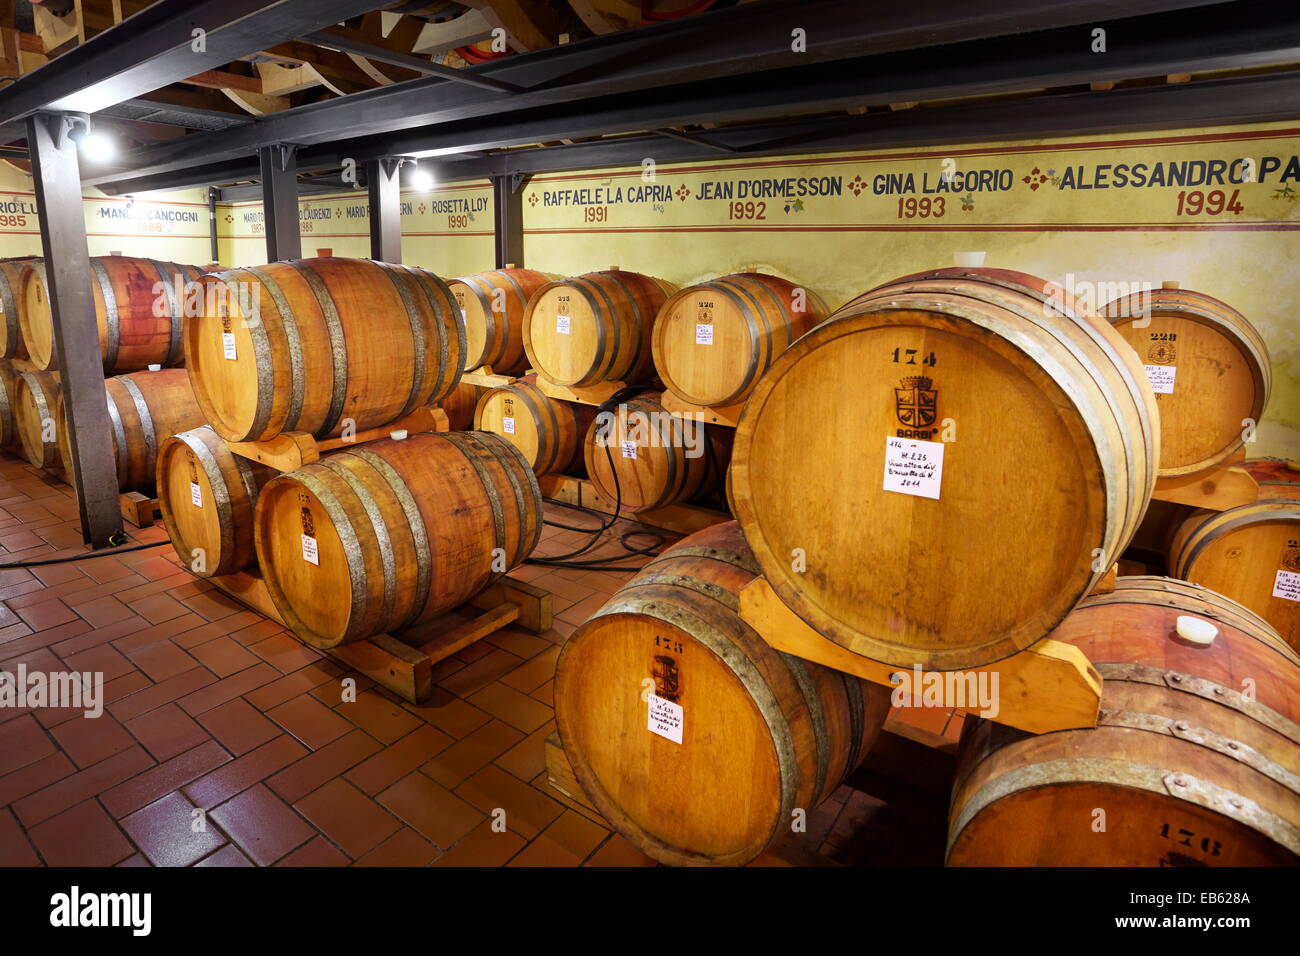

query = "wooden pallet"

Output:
[[1151, 448, 1258, 510], [536, 473, 728, 536], [208, 566, 552, 704], [737, 575, 1102, 735], [661, 390, 744, 428], [224, 404, 449, 472]]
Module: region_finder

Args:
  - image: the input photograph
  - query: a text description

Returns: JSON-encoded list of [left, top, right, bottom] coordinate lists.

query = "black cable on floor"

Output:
[[527, 386, 668, 572], [0, 538, 171, 570]]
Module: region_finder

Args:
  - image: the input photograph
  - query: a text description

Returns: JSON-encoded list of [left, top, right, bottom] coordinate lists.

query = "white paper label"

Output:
[[556, 315, 571, 335], [1273, 569, 1300, 602], [301, 534, 319, 566], [883, 436, 945, 500], [621, 440, 638, 460], [503, 416, 516, 435], [1144, 364, 1177, 394], [695, 323, 713, 345], [647, 694, 683, 744], [189, 482, 202, 508], [222, 332, 237, 360]]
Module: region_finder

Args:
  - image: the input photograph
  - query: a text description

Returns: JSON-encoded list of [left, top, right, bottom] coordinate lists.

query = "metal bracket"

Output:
[[266, 143, 298, 173], [40, 111, 91, 150]]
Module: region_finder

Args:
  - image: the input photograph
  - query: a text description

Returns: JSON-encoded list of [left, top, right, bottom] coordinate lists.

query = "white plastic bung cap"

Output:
[[1175, 615, 1218, 645], [148, 364, 161, 371], [390, 429, 409, 441]]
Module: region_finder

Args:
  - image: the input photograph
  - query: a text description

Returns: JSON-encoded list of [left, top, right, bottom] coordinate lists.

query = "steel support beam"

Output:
[[259, 144, 301, 261], [207, 187, 220, 264], [367, 158, 403, 263], [26, 113, 123, 548], [86, 0, 1242, 187], [493, 173, 526, 269], [0, 0, 394, 137]]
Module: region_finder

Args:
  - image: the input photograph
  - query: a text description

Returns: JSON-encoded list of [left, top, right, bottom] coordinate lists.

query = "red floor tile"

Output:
[[120, 792, 228, 867], [209, 784, 314, 866], [27, 799, 134, 867]]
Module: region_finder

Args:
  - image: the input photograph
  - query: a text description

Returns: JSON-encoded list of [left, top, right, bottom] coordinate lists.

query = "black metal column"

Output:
[[207, 186, 220, 264], [258, 143, 301, 261], [367, 157, 402, 263], [26, 113, 122, 548], [493, 172, 526, 269]]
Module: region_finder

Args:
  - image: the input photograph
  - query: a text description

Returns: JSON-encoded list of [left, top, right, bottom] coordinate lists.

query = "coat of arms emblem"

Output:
[[895, 376, 938, 428]]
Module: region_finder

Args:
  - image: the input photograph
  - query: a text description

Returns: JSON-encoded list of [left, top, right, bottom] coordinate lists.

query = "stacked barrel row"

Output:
[[156, 257, 542, 652], [0, 256, 208, 490], [543, 264, 1297, 868], [456, 266, 832, 515]]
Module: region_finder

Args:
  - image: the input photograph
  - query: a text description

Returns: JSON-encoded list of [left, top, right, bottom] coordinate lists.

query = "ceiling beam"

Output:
[[85, 0, 1238, 185], [0, 0, 397, 135], [174, 67, 1300, 202]]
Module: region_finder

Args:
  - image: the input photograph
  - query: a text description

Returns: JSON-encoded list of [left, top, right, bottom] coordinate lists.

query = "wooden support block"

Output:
[[1152, 453, 1258, 510], [579, 479, 729, 536], [1088, 562, 1118, 596], [210, 567, 286, 625], [227, 406, 449, 472], [536, 376, 628, 408], [473, 576, 553, 632], [544, 733, 597, 811], [417, 603, 518, 662], [537, 473, 583, 506], [327, 634, 433, 704], [119, 491, 158, 528], [660, 390, 744, 428], [857, 719, 957, 799], [462, 366, 519, 388], [738, 576, 1102, 735]]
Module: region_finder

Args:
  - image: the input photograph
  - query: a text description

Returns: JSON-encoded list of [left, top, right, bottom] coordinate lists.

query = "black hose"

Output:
[[0, 538, 170, 569]]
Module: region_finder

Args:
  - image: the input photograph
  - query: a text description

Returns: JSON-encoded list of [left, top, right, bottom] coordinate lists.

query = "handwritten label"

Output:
[[648, 694, 683, 744], [695, 323, 713, 345], [883, 436, 945, 500], [621, 440, 638, 460], [1145, 364, 1177, 394], [503, 416, 515, 435], [1273, 569, 1300, 602], [222, 332, 237, 360], [556, 315, 571, 335], [301, 534, 319, 566], [189, 482, 202, 508]]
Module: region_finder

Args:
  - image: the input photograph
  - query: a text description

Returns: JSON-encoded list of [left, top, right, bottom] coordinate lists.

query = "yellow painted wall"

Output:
[[0, 159, 213, 262], [520, 121, 1300, 460], [216, 181, 494, 276]]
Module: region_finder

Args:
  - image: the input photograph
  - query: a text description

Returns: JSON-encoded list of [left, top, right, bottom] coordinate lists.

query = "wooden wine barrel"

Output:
[[157, 426, 277, 578], [652, 273, 829, 407], [52, 368, 204, 494], [474, 374, 594, 476], [1169, 502, 1300, 651], [948, 576, 1300, 866], [439, 380, 485, 431], [448, 268, 555, 376], [12, 368, 61, 472], [555, 521, 891, 866], [731, 267, 1159, 669], [1246, 458, 1300, 501], [254, 430, 542, 648], [1101, 285, 1269, 477], [583, 391, 729, 512], [0, 359, 21, 449], [0, 258, 39, 359], [185, 258, 467, 443], [18, 256, 203, 372], [523, 270, 676, 387]]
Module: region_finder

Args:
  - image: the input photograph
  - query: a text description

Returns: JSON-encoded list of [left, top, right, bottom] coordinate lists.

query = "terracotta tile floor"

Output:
[[0, 452, 956, 867]]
